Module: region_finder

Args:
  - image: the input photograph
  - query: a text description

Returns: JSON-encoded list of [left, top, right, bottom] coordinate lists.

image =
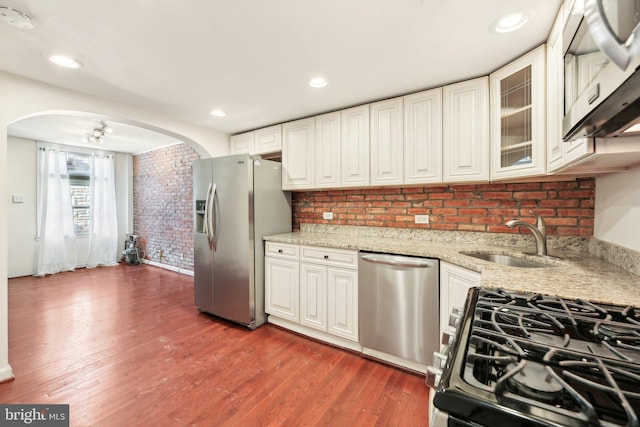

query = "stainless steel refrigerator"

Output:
[[193, 154, 291, 329]]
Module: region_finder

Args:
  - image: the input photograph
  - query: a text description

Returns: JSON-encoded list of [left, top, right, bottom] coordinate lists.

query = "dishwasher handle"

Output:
[[360, 254, 435, 268]]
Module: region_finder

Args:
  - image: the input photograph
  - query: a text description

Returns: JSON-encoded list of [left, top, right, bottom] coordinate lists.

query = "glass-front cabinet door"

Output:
[[490, 45, 546, 179]]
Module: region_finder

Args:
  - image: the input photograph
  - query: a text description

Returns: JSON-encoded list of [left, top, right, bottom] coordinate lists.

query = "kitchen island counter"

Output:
[[264, 228, 640, 307]]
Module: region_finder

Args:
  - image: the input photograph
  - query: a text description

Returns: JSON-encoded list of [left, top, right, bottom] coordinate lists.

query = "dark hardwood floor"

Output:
[[1, 264, 430, 426]]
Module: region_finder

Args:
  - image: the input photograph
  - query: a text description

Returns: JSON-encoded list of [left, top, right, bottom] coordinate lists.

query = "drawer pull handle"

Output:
[[324, 255, 329, 259], [278, 249, 283, 253]]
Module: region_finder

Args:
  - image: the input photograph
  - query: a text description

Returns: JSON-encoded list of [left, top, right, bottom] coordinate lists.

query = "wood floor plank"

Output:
[[1, 264, 430, 426]]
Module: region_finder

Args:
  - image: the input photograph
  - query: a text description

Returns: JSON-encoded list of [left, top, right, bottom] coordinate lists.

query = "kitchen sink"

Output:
[[460, 252, 552, 268]]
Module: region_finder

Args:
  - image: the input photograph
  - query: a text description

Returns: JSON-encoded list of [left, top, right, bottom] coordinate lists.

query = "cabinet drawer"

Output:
[[300, 245, 358, 269], [265, 242, 299, 260]]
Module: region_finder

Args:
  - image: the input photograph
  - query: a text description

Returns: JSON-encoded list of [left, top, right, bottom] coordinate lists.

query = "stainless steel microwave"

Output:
[[563, 0, 640, 140]]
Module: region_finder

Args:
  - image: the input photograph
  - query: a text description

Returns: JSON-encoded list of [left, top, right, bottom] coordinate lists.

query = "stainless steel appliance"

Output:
[[358, 252, 439, 373], [563, 0, 640, 140], [193, 154, 291, 329], [428, 287, 640, 426]]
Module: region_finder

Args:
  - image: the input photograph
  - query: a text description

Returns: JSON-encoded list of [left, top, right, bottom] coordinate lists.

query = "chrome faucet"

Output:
[[505, 211, 548, 256]]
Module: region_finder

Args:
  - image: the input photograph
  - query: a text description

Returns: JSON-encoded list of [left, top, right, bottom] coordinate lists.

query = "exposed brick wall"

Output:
[[292, 179, 595, 236], [133, 143, 201, 270]]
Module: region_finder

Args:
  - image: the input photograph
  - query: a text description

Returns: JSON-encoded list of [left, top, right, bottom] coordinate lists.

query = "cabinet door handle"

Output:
[[278, 249, 283, 253], [323, 255, 329, 259]]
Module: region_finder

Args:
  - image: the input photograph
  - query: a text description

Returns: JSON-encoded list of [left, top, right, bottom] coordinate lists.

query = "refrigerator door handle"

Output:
[[203, 182, 212, 238], [211, 183, 219, 251]]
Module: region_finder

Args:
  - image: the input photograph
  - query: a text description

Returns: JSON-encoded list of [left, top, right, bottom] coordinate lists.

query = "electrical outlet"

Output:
[[415, 214, 429, 224], [323, 212, 334, 220]]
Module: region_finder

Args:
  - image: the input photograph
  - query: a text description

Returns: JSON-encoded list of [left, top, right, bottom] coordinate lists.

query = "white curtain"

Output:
[[86, 155, 118, 267], [36, 148, 78, 276]]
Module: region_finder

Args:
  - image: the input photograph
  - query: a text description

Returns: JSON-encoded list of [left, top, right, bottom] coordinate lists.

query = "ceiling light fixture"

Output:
[[86, 121, 112, 144], [49, 54, 81, 69], [0, 6, 34, 29], [211, 109, 226, 117], [309, 76, 328, 88], [491, 12, 528, 34]]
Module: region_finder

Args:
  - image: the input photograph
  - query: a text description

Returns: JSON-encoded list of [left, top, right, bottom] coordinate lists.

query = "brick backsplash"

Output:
[[292, 179, 595, 236], [133, 143, 201, 271]]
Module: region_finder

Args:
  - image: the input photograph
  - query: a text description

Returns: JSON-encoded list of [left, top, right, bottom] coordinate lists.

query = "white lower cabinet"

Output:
[[265, 256, 299, 322], [326, 267, 358, 341], [439, 262, 480, 339], [265, 242, 359, 349], [300, 262, 327, 330]]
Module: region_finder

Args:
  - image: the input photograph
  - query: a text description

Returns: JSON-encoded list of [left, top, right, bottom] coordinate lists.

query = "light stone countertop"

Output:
[[264, 231, 640, 307]]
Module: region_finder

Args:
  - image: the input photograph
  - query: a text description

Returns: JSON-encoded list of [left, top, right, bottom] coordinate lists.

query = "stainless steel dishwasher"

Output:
[[359, 252, 439, 373]]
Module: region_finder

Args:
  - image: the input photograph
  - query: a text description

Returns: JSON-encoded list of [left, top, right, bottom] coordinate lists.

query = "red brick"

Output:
[[429, 192, 454, 199], [542, 181, 578, 190], [545, 217, 578, 226], [539, 199, 579, 208], [444, 200, 470, 207], [457, 224, 486, 232], [453, 191, 479, 199], [431, 208, 458, 215], [458, 208, 487, 216], [558, 190, 594, 199], [406, 194, 429, 201], [443, 216, 471, 223], [431, 223, 457, 230], [507, 183, 542, 191], [382, 194, 405, 201], [557, 208, 594, 217], [483, 192, 513, 199], [470, 200, 500, 207], [513, 191, 547, 199]]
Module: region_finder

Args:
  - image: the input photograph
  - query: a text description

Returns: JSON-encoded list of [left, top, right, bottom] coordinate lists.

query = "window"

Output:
[[67, 152, 92, 235]]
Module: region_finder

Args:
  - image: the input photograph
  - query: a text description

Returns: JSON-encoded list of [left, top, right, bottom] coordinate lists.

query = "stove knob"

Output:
[[449, 313, 461, 328], [452, 306, 464, 316], [441, 330, 455, 346], [433, 352, 447, 370], [425, 366, 442, 388]]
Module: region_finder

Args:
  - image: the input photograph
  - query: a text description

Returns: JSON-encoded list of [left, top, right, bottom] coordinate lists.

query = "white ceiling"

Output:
[[1, 0, 562, 153]]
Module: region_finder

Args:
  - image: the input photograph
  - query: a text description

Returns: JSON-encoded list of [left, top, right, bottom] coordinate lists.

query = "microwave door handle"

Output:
[[585, 0, 630, 70], [211, 183, 218, 252]]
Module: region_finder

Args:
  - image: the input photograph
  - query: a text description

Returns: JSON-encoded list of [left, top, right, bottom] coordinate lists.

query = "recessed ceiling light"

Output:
[[49, 54, 81, 69], [0, 6, 34, 29], [491, 12, 528, 34], [309, 77, 328, 88], [211, 109, 226, 117]]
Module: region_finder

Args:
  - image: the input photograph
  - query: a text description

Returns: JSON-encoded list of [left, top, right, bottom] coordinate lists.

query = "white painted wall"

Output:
[[594, 168, 640, 252], [7, 137, 134, 278], [7, 137, 37, 277], [0, 70, 230, 382]]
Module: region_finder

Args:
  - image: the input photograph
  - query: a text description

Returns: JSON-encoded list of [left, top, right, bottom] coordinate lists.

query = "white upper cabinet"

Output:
[[546, 10, 565, 172], [315, 112, 341, 188], [370, 97, 404, 186], [341, 105, 370, 187], [546, 4, 594, 173], [443, 77, 490, 182], [229, 131, 255, 155], [230, 125, 281, 156], [254, 124, 282, 155], [282, 118, 315, 189], [403, 88, 443, 184], [490, 45, 547, 179]]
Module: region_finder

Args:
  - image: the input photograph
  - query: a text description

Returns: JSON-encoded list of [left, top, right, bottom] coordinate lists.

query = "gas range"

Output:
[[432, 288, 640, 427]]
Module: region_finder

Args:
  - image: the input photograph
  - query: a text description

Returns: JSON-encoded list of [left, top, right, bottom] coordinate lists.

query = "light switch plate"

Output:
[[323, 212, 334, 220], [12, 194, 24, 203], [414, 214, 429, 224]]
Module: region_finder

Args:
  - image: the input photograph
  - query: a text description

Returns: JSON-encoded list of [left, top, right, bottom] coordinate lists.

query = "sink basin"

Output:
[[461, 252, 551, 268]]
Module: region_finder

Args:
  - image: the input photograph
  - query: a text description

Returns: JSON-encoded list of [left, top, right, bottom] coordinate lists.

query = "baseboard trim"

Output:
[[141, 260, 194, 276]]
